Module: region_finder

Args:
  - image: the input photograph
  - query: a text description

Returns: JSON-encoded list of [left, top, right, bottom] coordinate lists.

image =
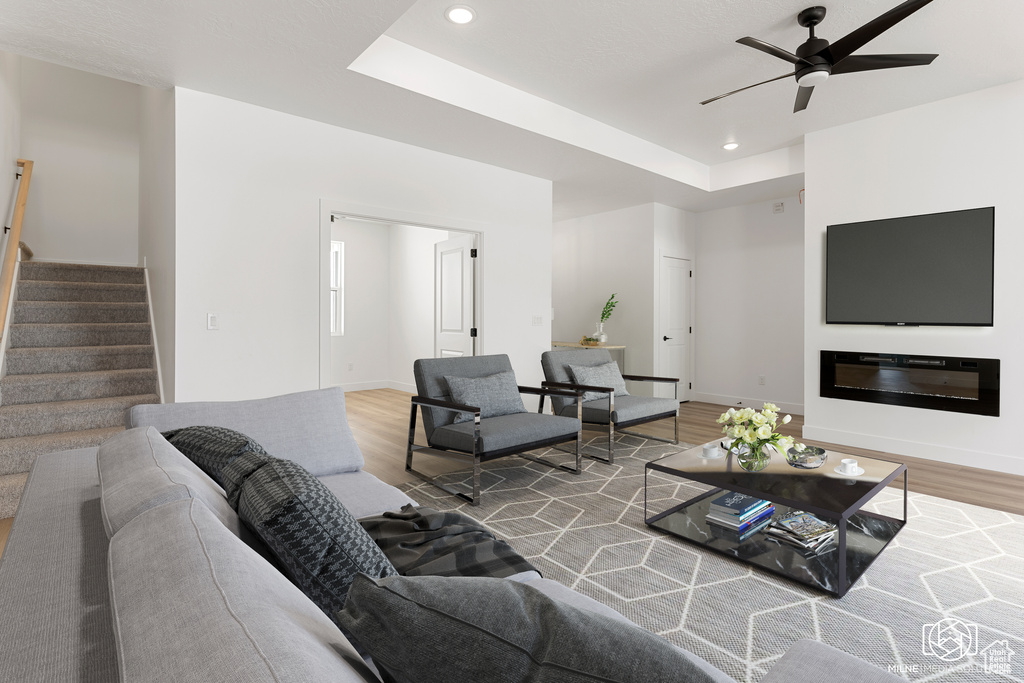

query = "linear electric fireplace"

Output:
[[820, 351, 1000, 417]]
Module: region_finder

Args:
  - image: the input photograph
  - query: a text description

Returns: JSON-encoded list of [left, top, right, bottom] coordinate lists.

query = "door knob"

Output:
[[663, 336, 673, 341]]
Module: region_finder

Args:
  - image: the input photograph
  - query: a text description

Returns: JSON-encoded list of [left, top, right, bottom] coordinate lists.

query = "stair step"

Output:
[[15, 280, 146, 303], [0, 369, 158, 406], [4, 345, 155, 375], [8, 322, 151, 348], [11, 301, 149, 324], [0, 472, 29, 519], [0, 426, 123, 477], [0, 394, 160, 440], [18, 261, 144, 285]]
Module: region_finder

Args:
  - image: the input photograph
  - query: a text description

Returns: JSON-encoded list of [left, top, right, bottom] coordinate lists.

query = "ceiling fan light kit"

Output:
[[701, 0, 938, 113]]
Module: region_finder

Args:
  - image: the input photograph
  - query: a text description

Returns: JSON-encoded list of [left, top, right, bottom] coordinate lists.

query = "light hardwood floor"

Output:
[[1, 389, 1018, 560], [348, 388, 1024, 516]]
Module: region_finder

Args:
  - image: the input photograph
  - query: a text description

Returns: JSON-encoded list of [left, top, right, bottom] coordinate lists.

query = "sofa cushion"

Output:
[[125, 387, 364, 476], [568, 360, 629, 402], [429, 412, 580, 455], [107, 498, 376, 683], [444, 371, 526, 424], [337, 574, 718, 683], [236, 457, 397, 624], [319, 470, 417, 519], [558, 395, 679, 425], [161, 425, 267, 487], [97, 427, 240, 538]]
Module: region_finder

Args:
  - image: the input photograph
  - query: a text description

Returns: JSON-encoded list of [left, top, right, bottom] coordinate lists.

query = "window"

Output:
[[330, 241, 344, 335]]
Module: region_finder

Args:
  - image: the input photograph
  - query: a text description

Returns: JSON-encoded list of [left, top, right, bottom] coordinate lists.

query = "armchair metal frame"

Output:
[[407, 385, 584, 506], [541, 374, 679, 465]]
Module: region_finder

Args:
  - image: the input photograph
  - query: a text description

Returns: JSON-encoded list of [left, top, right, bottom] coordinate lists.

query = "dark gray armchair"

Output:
[[540, 348, 679, 464], [408, 354, 583, 505]]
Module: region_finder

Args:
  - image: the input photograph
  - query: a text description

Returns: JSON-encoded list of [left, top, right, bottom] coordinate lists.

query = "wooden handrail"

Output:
[[1, 159, 34, 338]]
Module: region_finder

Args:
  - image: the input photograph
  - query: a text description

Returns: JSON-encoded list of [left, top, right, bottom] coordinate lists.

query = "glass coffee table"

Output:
[[645, 442, 907, 598]]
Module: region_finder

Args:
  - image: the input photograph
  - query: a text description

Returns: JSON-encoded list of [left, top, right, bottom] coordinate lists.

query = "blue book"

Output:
[[706, 505, 775, 532], [709, 491, 767, 517]]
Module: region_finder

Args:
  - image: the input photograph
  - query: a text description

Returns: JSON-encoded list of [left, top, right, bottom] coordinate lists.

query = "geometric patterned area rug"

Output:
[[400, 434, 1024, 683]]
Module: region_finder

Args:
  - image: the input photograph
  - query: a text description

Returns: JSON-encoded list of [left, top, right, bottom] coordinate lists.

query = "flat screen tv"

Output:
[[826, 207, 994, 326]]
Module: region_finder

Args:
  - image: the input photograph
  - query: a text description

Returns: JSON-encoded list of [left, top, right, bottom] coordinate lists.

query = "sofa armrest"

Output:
[[762, 639, 904, 683]]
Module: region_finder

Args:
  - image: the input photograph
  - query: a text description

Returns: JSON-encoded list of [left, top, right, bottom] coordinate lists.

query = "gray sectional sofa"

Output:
[[0, 387, 900, 682]]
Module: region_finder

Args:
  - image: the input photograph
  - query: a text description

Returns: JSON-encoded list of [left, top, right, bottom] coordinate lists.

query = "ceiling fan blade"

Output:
[[832, 53, 938, 74], [794, 85, 814, 113], [737, 37, 811, 66], [700, 72, 794, 105], [823, 0, 936, 64]]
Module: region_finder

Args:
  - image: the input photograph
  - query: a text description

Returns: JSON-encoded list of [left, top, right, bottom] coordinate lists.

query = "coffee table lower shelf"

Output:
[[646, 489, 905, 597]]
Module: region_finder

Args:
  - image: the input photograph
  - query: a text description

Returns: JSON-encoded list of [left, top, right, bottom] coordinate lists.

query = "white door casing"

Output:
[[657, 256, 691, 400], [435, 234, 476, 358]]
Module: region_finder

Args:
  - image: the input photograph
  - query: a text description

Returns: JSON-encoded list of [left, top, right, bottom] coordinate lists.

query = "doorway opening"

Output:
[[319, 209, 482, 394]]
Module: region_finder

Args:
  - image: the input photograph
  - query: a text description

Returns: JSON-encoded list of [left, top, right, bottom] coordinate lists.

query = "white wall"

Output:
[[804, 79, 1024, 475], [19, 59, 140, 266], [0, 52, 19, 229], [388, 224, 449, 392], [693, 197, 804, 414], [138, 86, 176, 401], [173, 88, 552, 402], [329, 219, 389, 389], [553, 203, 695, 396]]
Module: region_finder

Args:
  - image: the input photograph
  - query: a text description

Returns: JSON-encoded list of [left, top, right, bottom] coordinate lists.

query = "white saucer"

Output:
[[834, 465, 865, 477], [698, 447, 726, 460]]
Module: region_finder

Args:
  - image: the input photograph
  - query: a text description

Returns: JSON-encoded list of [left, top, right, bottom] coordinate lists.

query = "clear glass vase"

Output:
[[735, 442, 772, 472], [594, 322, 608, 343]]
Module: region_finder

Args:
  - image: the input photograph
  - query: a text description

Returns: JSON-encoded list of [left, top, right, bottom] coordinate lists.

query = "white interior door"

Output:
[[435, 234, 476, 358], [657, 256, 691, 400]]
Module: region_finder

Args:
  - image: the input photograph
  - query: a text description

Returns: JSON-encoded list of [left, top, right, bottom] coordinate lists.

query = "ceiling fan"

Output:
[[701, 0, 938, 113]]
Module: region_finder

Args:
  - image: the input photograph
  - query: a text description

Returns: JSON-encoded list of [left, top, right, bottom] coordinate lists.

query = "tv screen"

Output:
[[826, 207, 994, 326]]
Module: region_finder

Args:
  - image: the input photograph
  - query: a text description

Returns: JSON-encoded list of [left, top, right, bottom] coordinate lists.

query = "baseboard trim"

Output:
[[802, 425, 1024, 477], [690, 392, 803, 417]]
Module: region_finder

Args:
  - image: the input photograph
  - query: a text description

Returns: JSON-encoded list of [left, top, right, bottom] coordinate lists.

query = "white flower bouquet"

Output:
[[716, 403, 795, 471]]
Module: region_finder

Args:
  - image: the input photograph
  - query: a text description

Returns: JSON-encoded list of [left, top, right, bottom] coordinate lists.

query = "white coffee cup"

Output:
[[702, 443, 720, 459], [840, 458, 858, 474]]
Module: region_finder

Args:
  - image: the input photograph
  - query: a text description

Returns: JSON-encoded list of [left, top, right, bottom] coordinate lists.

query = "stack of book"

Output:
[[765, 511, 837, 554], [705, 492, 775, 542]]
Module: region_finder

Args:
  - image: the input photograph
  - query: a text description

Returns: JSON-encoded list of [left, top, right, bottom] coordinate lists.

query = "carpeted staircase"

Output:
[[0, 262, 160, 517]]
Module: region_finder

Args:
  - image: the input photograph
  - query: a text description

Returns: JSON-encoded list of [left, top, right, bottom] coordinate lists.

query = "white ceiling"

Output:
[[2, 0, 1022, 220]]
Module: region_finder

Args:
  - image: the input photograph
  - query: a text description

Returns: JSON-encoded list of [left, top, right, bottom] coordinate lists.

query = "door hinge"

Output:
[[689, 326, 692, 334], [689, 382, 692, 390], [470, 328, 478, 338], [689, 270, 692, 277], [470, 248, 477, 258]]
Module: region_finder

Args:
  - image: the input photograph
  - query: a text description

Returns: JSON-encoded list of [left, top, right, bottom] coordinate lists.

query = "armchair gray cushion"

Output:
[[413, 354, 519, 438], [444, 371, 526, 424], [541, 348, 616, 414], [567, 361, 628, 402], [430, 413, 580, 455], [557, 396, 680, 425]]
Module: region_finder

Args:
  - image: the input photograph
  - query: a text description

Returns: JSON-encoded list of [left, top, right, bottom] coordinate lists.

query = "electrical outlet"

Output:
[[773, 202, 785, 214], [532, 315, 543, 327], [758, 375, 766, 385], [207, 313, 219, 330], [348, 363, 354, 371]]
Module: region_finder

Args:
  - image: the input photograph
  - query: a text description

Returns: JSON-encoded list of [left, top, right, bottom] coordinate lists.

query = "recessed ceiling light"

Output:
[[445, 5, 476, 24], [723, 142, 740, 151]]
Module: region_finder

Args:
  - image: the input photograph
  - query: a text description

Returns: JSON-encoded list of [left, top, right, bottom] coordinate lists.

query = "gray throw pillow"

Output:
[[236, 457, 397, 625], [162, 425, 267, 487], [568, 361, 629, 402], [337, 574, 717, 683], [444, 371, 526, 424]]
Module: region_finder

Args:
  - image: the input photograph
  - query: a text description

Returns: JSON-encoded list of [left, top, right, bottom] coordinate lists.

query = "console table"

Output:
[[551, 342, 626, 372], [645, 443, 907, 597]]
